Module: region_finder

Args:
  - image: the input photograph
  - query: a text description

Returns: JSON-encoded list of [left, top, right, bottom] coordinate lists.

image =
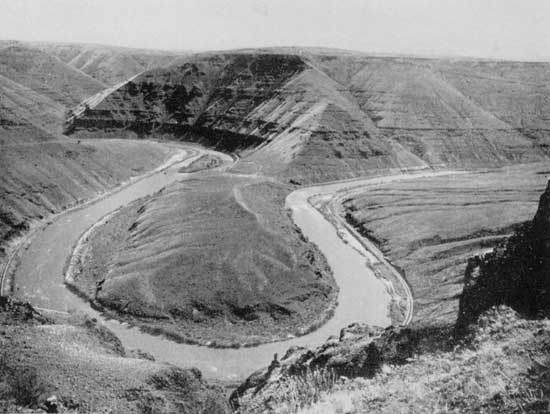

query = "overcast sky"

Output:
[[1, 0, 549, 60]]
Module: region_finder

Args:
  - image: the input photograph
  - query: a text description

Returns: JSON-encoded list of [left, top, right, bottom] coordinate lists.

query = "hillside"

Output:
[[68, 50, 550, 183], [0, 297, 228, 413], [0, 42, 177, 271], [33, 42, 182, 85], [0, 43, 105, 132]]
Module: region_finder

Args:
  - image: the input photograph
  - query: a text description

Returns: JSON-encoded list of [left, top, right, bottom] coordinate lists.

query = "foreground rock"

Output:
[[0, 296, 229, 413], [233, 306, 550, 413], [458, 179, 550, 330]]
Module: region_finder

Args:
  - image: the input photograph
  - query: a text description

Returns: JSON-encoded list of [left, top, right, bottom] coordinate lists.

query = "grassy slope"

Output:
[[343, 163, 550, 325], [0, 43, 176, 263], [0, 44, 105, 134], [33, 42, 181, 85], [0, 298, 228, 413], [72, 177, 337, 347], [0, 139, 173, 248]]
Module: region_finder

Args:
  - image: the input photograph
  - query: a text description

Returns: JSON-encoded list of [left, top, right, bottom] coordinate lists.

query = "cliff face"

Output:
[[71, 53, 310, 151], [457, 180, 550, 330], [69, 50, 550, 183]]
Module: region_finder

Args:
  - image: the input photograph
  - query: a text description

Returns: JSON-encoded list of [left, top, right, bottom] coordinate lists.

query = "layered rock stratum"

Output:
[[69, 50, 550, 182]]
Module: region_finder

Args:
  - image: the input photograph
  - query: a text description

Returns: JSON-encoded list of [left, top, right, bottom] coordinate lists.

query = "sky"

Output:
[[1, 0, 549, 61]]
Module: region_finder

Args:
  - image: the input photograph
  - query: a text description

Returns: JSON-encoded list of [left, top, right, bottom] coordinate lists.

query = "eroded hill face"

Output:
[[341, 164, 549, 326], [70, 51, 550, 182]]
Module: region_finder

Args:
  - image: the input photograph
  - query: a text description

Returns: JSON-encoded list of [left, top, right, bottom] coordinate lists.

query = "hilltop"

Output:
[[70, 177, 337, 347], [32, 41, 182, 85]]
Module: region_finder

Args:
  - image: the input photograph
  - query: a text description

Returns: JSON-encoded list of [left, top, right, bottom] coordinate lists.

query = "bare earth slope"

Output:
[[0, 42, 175, 269], [69, 50, 550, 183], [72, 177, 337, 347]]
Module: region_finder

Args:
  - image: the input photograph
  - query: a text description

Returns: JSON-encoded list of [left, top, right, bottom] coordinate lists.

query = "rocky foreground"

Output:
[[0, 296, 229, 413]]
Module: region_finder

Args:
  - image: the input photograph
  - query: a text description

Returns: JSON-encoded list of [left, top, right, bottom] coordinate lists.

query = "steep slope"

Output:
[[0, 44, 105, 107], [69, 50, 550, 183], [233, 307, 550, 414], [0, 138, 173, 260], [0, 42, 177, 266], [34, 42, 183, 85], [458, 178, 550, 329], [0, 297, 228, 413], [0, 43, 106, 134]]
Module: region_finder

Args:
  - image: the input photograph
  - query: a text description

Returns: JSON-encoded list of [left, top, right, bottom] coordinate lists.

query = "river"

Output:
[[11, 140, 452, 381]]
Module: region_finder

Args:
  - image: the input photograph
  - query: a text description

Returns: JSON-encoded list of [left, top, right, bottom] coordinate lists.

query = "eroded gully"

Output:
[[11, 141, 457, 381]]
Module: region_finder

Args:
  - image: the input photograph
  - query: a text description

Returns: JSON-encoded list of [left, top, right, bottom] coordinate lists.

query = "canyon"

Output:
[[1, 41, 549, 413]]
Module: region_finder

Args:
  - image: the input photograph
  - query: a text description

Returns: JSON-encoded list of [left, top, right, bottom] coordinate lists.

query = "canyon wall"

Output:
[[69, 51, 550, 182]]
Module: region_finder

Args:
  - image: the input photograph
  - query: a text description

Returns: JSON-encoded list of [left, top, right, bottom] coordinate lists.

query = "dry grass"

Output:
[[237, 307, 550, 414], [0, 300, 229, 413], [235, 367, 339, 414], [0, 138, 173, 256], [343, 163, 550, 325]]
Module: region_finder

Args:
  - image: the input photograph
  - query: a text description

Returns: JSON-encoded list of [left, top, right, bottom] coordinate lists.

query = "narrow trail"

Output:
[[8, 138, 460, 381]]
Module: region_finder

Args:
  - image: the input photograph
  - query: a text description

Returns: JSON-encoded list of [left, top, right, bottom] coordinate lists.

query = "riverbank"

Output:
[[10, 145, 408, 380], [1, 140, 192, 297]]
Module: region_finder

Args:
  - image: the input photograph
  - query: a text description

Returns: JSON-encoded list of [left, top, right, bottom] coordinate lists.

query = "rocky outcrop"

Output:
[[457, 180, 550, 330], [69, 53, 308, 151], [230, 322, 452, 409]]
